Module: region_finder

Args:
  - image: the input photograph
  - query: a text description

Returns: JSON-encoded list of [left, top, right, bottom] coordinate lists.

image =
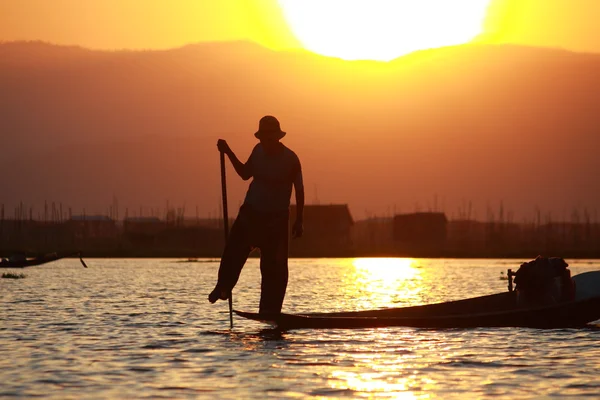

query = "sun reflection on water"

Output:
[[353, 258, 420, 281], [343, 258, 424, 310], [325, 259, 435, 396], [329, 367, 436, 399]]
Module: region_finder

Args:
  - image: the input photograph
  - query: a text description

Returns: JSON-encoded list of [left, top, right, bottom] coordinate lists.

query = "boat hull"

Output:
[[235, 296, 600, 329], [234, 271, 600, 330], [0, 252, 74, 268]]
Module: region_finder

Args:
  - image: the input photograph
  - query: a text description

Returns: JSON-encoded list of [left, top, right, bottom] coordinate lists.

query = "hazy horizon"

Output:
[[3, 0, 600, 55], [3, 37, 600, 58], [1, 41, 599, 222], [2, 1, 599, 223]]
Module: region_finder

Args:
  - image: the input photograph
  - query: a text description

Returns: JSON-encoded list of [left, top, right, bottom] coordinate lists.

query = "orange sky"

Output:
[[1, 0, 599, 55], [1, 0, 599, 219]]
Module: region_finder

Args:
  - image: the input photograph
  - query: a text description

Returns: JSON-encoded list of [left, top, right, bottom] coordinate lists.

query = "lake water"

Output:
[[2, 258, 600, 399]]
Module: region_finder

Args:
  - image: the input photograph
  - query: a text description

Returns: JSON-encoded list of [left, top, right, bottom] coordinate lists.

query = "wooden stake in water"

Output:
[[220, 151, 233, 329]]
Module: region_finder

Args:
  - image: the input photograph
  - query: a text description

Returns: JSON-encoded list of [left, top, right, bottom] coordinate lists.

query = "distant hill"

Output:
[[1, 41, 599, 220]]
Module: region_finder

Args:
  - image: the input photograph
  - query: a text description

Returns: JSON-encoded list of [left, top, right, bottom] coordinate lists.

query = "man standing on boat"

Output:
[[208, 115, 304, 314]]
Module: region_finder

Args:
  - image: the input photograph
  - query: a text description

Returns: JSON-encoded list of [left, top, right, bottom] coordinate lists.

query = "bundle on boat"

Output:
[[508, 255, 576, 306], [236, 256, 600, 330]]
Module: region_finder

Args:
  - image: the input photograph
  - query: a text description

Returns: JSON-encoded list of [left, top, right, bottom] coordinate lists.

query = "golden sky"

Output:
[[1, 1, 599, 218], [0, 0, 299, 50], [1, 0, 599, 56]]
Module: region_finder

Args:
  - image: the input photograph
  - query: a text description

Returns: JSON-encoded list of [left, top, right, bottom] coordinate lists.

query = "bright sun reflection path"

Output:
[[353, 258, 419, 281], [346, 258, 422, 310], [329, 370, 432, 399], [332, 259, 433, 398]]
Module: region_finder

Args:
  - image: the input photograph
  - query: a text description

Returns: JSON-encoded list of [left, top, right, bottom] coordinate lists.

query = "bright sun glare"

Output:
[[278, 0, 491, 61]]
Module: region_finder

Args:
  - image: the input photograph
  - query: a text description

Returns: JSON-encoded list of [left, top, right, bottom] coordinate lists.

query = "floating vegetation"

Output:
[[2, 272, 26, 279]]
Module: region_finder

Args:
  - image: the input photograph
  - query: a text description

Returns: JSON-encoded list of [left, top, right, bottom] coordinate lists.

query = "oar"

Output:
[[220, 151, 233, 329]]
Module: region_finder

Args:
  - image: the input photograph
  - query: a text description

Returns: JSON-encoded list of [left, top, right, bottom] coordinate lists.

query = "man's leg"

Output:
[[208, 209, 253, 303], [258, 214, 289, 314]]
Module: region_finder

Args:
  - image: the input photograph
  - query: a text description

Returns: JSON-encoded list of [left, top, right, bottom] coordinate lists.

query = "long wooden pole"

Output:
[[220, 151, 233, 329]]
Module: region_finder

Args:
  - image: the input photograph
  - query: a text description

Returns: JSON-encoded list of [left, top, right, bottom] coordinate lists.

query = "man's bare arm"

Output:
[[217, 139, 252, 180], [295, 184, 304, 216], [292, 162, 304, 238]]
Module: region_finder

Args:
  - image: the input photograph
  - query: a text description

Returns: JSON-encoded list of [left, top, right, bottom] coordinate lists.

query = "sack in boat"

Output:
[[514, 256, 575, 305]]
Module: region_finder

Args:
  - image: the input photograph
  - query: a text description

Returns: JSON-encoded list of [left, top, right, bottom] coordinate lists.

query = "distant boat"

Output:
[[0, 252, 87, 269], [235, 271, 600, 330]]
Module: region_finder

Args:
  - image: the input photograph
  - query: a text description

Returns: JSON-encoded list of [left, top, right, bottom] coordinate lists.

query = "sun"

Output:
[[278, 0, 491, 61]]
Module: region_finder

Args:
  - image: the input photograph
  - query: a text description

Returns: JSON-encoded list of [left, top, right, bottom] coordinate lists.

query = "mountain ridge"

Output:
[[1, 40, 599, 219]]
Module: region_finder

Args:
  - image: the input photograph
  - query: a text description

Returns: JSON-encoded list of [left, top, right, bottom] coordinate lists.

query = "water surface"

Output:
[[2, 258, 600, 399]]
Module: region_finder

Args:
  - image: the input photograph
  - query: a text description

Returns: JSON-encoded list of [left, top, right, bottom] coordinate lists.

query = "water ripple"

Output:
[[2, 258, 600, 398]]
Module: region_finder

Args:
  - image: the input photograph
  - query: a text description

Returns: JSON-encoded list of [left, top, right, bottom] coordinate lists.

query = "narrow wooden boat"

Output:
[[235, 271, 600, 330], [0, 252, 87, 268]]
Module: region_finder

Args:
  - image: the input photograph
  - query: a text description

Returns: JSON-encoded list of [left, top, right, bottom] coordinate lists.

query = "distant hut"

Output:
[[289, 204, 354, 256], [393, 212, 447, 255]]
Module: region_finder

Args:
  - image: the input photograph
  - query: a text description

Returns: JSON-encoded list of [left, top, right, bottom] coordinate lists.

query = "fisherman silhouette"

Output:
[[208, 115, 304, 314]]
